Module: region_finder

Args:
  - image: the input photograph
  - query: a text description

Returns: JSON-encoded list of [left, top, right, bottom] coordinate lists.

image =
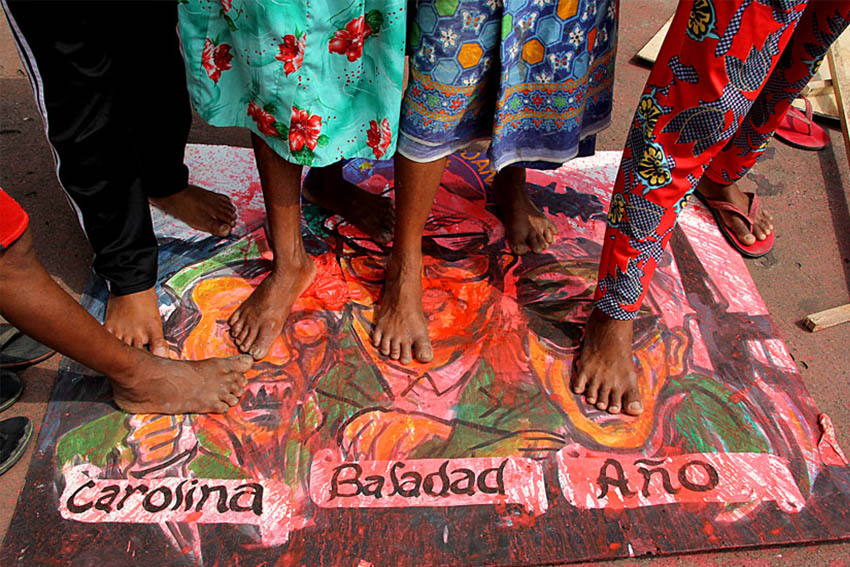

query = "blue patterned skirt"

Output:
[[399, 0, 617, 171]]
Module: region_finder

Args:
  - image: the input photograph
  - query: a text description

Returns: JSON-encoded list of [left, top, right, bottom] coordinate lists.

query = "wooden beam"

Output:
[[805, 304, 850, 332], [635, 16, 673, 65], [826, 29, 850, 167]]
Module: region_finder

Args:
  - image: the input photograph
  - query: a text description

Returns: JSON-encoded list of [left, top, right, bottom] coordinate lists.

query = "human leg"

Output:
[[303, 161, 395, 244], [118, 1, 237, 236], [3, 0, 169, 352], [581, 0, 816, 414], [228, 134, 316, 360], [371, 155, 444, 364], [491, 166, 557, 254], [0, 190, 250, 415], [698, 1, 850, 249]]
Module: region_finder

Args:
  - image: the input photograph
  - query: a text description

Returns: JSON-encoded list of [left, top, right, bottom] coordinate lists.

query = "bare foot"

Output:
[[228, 256, 316, 360], [573, 307, 643, 416], [696, 176, 773, 245], [105, 288, 168, 356], [150, 184, 237, 237], [112, 353, 252, 414], [303, 164, 395, 244], [492, 166, 557, 254], [372, 255, 433, 364]]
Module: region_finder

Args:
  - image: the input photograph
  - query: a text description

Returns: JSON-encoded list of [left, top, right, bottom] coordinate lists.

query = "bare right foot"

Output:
[[573, 307, 643, 416], [228, 256, 316, 360], [372, 255, 433, 364], [303, 164, 395, 244], [112, 353, 252, 414], [492, 166, 557, 255], [105, 288, 168, 356]]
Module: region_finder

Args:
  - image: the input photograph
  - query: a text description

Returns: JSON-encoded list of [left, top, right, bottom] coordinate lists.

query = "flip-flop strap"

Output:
[[800, 95, 814, 136], [0, 327, 19, 350], [699, 192, 758, 232]]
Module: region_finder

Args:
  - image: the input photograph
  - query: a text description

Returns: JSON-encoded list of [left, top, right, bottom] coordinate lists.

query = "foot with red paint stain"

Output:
[[573, 307, 644, 416], [303, 162, 395, 245], [492, 166, 557, 255], [150, 184, 237, 237]]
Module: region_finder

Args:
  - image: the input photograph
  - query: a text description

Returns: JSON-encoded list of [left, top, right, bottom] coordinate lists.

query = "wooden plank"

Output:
[[826, 29, 850, 166], [636, 15, 673, 64], [805, 304, 850, 332]]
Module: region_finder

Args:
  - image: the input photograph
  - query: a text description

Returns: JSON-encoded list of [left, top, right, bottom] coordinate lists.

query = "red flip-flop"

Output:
[[775, 97, 830, 151], [694, 190, 775, 258]]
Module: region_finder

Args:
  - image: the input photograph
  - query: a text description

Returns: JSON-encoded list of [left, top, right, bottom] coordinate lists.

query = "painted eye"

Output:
[[292, 317, 327, 343]]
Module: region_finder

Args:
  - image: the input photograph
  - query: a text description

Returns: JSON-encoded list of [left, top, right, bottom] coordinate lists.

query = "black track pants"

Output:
[[3, 0, 191, 295]]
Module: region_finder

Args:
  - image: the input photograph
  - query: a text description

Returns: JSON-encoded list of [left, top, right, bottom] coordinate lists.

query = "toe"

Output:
[[530, 232, 546, 254], [543, 226, 555, 244], [213, 402, 229, 413], [249, 321, 279, 360], [379, 334, 392, 357], [413, 336, 434, 363], [572, 363, 589, 394], [150, 338, 169, 358], [229, 354, 253, 372], [623, 388, 644, 416], [608, 390, 623, 414], [510, 240, 530, 255], [372, 327, 384, 348], [584, 375, 600, 405], [399, 342, 413, 365], [389, 338, 402, 361], [595, 383, 611, 411], [239, 324, 259, 354]]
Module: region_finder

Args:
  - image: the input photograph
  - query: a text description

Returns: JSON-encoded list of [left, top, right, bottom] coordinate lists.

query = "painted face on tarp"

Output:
[[520, 256, 689, 449], [180, 254, 346, 448]]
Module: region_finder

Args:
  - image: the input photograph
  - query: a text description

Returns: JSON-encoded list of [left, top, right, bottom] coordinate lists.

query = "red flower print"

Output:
[[247, 102, 279, 138], [366, 118, 392, 159], [328, 16, 372, 62], [289, 107, 323, 152], [202, 38, 233, 84], [220, 0, 232, 11], [276, 33, 306, 76]]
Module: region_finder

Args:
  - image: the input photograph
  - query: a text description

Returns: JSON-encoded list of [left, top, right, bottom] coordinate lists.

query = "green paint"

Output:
[[435, 0, 459, 16], [188, 452, 246, 479], [166, 236, 263, 297], [501, 14, 513, 40], [56, 412, 130, 468], [671, 375, 770, 454]]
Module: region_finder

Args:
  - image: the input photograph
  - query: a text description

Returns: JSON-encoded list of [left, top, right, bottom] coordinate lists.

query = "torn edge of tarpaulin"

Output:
[[818, 413, 849, 467]]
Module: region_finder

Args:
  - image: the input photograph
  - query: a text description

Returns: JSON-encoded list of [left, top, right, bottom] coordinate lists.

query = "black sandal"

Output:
[[0, 416, 33, 475]]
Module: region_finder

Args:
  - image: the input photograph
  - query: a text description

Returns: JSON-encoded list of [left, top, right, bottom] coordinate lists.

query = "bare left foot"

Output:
[[150, 184, 237, 237], [105, 288, 168, 357], [573, 307, 643, 416], [228, 255, 316, 360], [372, 254, 433, 364], [303, 163, 395, 244], [492, 166, 557, 254]]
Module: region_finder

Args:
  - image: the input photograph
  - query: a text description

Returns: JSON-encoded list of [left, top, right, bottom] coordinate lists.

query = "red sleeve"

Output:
[[0, 188, 29, 249]]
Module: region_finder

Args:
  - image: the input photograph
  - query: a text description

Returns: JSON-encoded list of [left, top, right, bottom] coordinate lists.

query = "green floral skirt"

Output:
[[179, 0, 406, 167]]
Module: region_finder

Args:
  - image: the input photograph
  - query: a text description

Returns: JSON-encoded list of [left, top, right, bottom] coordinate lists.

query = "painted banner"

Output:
[[309, 449, 548, 515], [555, 449, 804, 513], [3, 146, 850, 567]]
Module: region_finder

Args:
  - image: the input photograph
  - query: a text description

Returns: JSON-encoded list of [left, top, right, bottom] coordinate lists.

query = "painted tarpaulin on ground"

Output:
[[2, 145, 849, 566]]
